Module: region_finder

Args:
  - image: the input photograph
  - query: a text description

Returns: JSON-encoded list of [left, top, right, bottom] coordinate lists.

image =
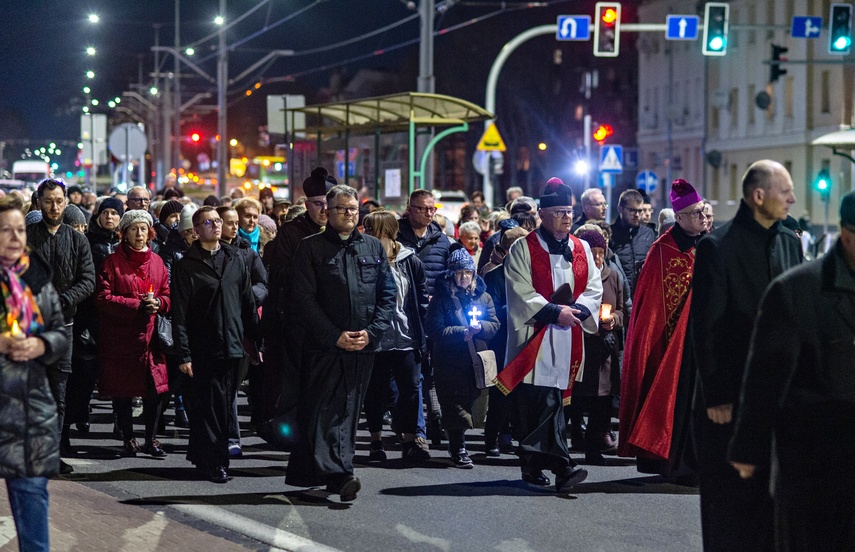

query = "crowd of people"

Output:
[[1, 159, 851, 551]]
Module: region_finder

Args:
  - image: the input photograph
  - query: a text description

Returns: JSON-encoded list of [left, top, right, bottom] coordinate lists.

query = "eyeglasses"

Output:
[[679, 209, 708, 220], [622, 207, 644, 216], [585, 202, 608, 208], [127, 197, 150, 203], [307, 200, 327, 210], [196, 218, 223, 228], [546, 209, 574, 219], [410, 205, 437, 214], [332, 206, 359, 216]]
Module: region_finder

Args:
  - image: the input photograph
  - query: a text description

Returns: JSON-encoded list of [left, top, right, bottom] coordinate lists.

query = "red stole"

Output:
[[494, 231, 588, 404], [618, 230, 694, 460]]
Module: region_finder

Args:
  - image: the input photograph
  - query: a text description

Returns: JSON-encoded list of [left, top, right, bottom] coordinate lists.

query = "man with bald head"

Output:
[[689, 160, 803, 552]]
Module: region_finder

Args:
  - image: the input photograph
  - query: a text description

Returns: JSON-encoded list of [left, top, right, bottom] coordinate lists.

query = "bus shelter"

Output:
[[282, 92, 493, 197]]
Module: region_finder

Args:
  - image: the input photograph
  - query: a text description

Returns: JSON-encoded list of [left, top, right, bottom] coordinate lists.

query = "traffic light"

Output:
[[593, 2, 621, 58], [593, 124, 614, 143], [815, 169, 831, 201], [829, 3, 852, 54], [702, 2, 729, 56], [190, 132, 201, 143], [770, 44, 788, 83]]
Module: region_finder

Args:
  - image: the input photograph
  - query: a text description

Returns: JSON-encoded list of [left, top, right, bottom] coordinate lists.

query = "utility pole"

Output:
[[173, 0, 182, 179], [216, 0, 228, 196], [417, 0, 435, 190]]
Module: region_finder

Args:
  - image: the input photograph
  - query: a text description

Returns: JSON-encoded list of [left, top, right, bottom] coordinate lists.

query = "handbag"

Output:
[[155, 314, 180, 356], [451, 294, 496, 389]]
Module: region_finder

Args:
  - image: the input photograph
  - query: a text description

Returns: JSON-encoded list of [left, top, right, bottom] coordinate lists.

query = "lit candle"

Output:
[[10, 320, 20, 337], [600, 303, 612, 321], [468, 306, 482, 327], [147, 284, 154, 301]]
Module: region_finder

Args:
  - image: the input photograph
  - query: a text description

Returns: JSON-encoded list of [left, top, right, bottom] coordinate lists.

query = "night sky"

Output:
[[0, 0, 633, 181]]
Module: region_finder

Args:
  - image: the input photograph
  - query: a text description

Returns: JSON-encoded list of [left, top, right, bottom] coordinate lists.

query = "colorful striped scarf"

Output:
[[0, 253, 44, 336]]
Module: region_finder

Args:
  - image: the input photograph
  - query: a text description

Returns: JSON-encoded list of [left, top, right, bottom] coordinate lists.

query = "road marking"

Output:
[[0, 516, 17, 547], [395, 524, 451, 551], [173, 504, 342, 551]]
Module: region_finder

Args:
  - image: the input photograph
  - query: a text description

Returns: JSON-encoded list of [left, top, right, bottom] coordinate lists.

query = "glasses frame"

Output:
[[195, 218, 223, 229], [410, 205, 438, 215], [331, 205, 359, 216]]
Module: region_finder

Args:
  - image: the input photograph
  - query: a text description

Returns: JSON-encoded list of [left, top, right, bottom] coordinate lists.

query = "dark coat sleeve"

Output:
[[35, 283, 70, 365], [475, 292, 500, 342], [61, 232, 95, 311], [248, 249, 268, 308], [690, 235, 732, 408], [289, 242, 344, 349], [728, 279, 798, 467], [365, 251, 397, 347]]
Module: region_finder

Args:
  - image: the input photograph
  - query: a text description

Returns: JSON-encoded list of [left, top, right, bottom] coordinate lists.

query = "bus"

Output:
[[245, 156, 288, 187], [12, 160, 51, 185]]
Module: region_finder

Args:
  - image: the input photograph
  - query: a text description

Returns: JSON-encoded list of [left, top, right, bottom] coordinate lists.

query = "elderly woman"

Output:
[[425, 248, 499, 468], [96, 210, 171, 457], [458, 221, 482, 266], [0, 196, 69, 551]]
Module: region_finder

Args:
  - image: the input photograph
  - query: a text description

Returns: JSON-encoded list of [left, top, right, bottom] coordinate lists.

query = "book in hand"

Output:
[[551, 283, 574, 306]]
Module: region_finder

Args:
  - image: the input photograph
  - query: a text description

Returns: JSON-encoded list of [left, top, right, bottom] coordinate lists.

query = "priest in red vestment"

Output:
[[619, 179, 707, 476]]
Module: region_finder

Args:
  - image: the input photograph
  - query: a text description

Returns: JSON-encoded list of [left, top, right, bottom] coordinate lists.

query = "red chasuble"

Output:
[[495, 231, 588, 404], [618, 229, 694, 460]]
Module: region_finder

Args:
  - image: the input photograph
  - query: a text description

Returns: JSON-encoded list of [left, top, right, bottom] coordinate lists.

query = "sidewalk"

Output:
[[0, 477, 259, 551]]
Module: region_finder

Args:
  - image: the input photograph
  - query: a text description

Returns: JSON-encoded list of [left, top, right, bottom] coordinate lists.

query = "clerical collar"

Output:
[[537, 226, 572, 261], [671, 223, 703, 252]]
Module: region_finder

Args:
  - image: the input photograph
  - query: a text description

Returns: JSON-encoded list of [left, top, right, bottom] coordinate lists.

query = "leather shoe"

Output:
[[208, 466, 228, 484], [75, 422, 90, 434], [174, 409, 189, 428], [555, 466, 588, 494], [338, 475, 361, 502], [521, 470, 551, 486], [141, 440, 166, 458]]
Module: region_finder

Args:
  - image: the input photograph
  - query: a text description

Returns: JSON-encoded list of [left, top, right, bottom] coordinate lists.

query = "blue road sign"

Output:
[[600, 145, 623, 174], [791, 16, 823, 38], [666, 15, 700, 40], [556, 15, 591, 41], [636, 170, 658, 193]]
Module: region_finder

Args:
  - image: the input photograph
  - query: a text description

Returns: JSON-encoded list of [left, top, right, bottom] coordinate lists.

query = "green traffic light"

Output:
[[709, 36, 725, 51], [834, 36, 852, 51], [817, 179, 829, 191]]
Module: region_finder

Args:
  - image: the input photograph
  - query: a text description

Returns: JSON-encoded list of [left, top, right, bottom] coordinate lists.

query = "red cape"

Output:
[[618, 229, 694, 460]]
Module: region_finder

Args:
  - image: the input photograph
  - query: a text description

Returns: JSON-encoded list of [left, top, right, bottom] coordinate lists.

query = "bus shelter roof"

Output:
[[285, 92, 494, 135]]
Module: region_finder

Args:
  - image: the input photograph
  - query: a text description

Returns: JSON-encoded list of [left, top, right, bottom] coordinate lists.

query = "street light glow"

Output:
[[185, 47, 195, 56], [82, 106, 90, 113], [574, 160, 590, 176], [538, 142, 548, 151], [91, 99, 99, 106], [86, 70, 95, 79], [229, 139, 238, 147], [86, 46, 96, 56], [150, 86, 158, 95], [214, 15, 225, 25], [108, 101, 116, 108], [88, 14, 100, 23], [114, 97, 121, 103], [83, 86, 91, 94]]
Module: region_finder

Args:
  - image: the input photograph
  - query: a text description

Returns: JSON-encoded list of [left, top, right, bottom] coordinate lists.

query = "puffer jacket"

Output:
[[425, 273, 499, 387], [0, 252, 70, 478], [379, 245, 428, 356], [157, 226, 192, 284], [397, 218, 452, 296], [27, 221, 95, 322], [609, 217, 656, 295]]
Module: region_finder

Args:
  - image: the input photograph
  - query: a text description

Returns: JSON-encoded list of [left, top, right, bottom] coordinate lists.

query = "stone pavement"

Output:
[[0, 477, 264, 551]]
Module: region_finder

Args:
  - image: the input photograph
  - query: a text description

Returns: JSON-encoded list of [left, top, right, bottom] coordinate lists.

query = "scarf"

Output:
[[537, 226, 572, 262], [238, 226, 260, 252], [0, 253, 44, 336]]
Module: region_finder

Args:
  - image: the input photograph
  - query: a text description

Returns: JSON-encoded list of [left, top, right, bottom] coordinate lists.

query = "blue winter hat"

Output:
[[25, 210, 43, 226], [447, 247, 476, 274]]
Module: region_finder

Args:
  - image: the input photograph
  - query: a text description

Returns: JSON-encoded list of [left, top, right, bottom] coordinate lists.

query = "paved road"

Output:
[[57, 397, 702, 551]]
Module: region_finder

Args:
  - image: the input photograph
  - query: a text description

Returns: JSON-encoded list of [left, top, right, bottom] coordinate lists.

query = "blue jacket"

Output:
[[397, 218, 452, 296]]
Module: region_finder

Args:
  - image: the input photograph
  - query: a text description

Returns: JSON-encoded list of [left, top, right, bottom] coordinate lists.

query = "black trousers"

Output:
[[65, 355, 98, 426], [484, 385, 513, 448], [364, 350, 422, 436], [113, 372, 167, 444], [774, 488, 855, 552], [512, 384, 577, 475], [187, 357, 240, 470], [285, 350, 373, 488], [694, 413, 774, 552]]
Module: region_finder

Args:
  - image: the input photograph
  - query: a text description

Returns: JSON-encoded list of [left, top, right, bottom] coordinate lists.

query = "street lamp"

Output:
[[149, 86, 158, 95], [185, 47, 195, 56], [214, 15, 225, 25], [88, 13, 100, 23], [86, 70, 95, 79], [574, 159, 590, 176], [86, 46, 96, 56]]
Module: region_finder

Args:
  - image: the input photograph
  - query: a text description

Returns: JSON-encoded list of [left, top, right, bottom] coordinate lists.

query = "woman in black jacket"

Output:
[[426, 248, 499, 468], [0, 197, 70, 551], [362, 210, 431, 463]]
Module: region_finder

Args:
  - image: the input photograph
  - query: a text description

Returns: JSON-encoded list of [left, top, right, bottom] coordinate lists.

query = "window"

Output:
[[729, 163, 739, 200], [748, 84, 756, 125], [821, 71, 830, 113], [785, 76, 794, 119], [729, 88, 739, 129]]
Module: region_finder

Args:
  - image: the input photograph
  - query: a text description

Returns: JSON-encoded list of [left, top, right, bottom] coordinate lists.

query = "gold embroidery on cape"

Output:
[[662, 255, 693, 340]]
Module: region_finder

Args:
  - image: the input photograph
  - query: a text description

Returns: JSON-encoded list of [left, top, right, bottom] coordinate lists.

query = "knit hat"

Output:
[[498, 218, 520, 232], [841, 190, 855, 228], [203, 195, 221, 207], [446, 247, 476, 274], [159, 200, 184, 225], [67, 184, 83, 196], [539, 177, 574, 209], [670, 178, 703, 213], [25, 210, 42, 226], [118, 210, 153, 233], [303, 167, 337, 198], [178, 203, 198, 233], [98, 197, 125, 218], [577, 229, 607, 251], [63, 205, 87, 226], [500, 226, 529, 251], [257, 214, 277, 233]]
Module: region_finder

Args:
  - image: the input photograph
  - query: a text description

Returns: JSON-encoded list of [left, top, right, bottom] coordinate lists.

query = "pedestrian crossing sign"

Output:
[[600, 145, 623, 173], [477, 123, 507, 152]]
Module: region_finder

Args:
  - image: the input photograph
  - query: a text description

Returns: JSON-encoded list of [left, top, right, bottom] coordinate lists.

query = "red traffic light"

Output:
[[601, 7, 617, 25], [190, 132, 201, 143], [593, 124, 614, 143]]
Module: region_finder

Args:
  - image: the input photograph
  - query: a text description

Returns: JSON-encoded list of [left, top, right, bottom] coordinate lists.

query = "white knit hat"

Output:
[[118, 210, 153, 233], [178, 203, 199, 233]]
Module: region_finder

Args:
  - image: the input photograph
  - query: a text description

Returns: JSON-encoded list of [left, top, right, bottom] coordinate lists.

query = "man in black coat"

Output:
[[172, 206, 258, 483], [609, 189, 656, 295], [27, 179, 95, 474], [690, 160, 803, 552], [258, 167, 335, 434], [729, 190, 855, 551], [285, 185, 396, 502]]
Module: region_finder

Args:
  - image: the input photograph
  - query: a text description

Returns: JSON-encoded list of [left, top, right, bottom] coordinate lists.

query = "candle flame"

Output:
[[148, 284, 154, 293], [600, 304, 612, 320], [10, 320, 20, 336]]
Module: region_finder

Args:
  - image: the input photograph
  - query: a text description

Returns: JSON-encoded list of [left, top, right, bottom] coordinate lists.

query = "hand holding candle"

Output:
[[600, 303, 615, 331], [147, 284, 154, 301]]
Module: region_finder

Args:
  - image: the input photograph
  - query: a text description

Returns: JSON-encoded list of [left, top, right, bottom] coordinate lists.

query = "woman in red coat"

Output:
[[97, 210, 170, 457]]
